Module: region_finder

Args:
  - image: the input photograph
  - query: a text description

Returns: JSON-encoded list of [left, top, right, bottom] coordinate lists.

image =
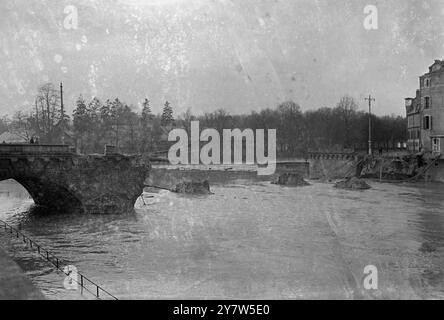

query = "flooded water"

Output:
[[1, 175, 444, 300]]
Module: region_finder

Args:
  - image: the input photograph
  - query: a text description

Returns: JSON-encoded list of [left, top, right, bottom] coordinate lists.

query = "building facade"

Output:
[[406, 60, 444, 154]]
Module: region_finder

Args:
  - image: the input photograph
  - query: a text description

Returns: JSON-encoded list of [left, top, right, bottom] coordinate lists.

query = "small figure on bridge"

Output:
[[30, 137, 35, 144]]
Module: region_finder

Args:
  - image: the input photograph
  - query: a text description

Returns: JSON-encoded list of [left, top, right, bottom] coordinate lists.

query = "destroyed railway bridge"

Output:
[[0, 144, 150, 214]]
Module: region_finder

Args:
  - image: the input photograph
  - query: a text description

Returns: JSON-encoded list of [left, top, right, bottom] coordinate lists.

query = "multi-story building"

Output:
[[406, 60, 444, 154], [405, 92, 421, 152]]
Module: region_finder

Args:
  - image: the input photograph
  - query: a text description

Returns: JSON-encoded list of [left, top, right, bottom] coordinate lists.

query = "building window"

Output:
[[432, 138, 440, 153], [424, 97, 431, 109], [424, 115, 432, 130], [426, 79, 430, 87]]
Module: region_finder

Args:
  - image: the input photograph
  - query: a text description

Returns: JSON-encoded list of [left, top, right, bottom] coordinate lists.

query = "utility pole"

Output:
[[60, 82, 65, 145], [365, 94, 375, 156]]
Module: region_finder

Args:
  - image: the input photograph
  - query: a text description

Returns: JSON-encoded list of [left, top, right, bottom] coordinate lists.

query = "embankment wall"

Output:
[[0, 247, 45, 299], [308, 155, 359, 180], [425, 159, 444, 182]]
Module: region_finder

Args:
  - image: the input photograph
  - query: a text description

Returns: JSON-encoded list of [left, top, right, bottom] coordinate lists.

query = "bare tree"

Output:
[[31, 83, 62, 143], [10, 111, 33, 141], [336, 95, 358, 148]]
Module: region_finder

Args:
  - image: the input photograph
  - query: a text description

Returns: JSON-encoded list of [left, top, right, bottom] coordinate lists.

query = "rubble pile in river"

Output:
[[334, 177, 371, 190], [172, 179, 212, 194], [272, 173, 310, 187], [359, 154, 423, 180]]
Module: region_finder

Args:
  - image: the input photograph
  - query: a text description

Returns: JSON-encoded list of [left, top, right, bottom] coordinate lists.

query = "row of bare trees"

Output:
[[1, 83, 65, 143], [1, 83, 406, 157]]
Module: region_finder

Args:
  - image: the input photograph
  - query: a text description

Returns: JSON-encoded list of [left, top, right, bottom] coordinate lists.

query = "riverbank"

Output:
[[0, 247, 44, 300], [307, 152, 444, 183]]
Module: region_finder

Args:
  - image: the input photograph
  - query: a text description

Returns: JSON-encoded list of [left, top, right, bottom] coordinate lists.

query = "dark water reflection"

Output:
[[1, 178, 444, 299]]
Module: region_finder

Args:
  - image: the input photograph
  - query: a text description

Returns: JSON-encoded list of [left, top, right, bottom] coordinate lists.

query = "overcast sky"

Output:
[[1, 0, 443, 116]]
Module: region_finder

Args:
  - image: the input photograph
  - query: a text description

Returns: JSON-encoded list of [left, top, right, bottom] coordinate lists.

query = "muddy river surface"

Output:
[[1, 174, 444, 299]]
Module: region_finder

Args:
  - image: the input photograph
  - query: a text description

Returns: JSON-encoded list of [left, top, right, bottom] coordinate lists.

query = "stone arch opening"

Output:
[[1, 177, 84, 213], [1, 150, 149, 214], [0, 179, 32, 201]]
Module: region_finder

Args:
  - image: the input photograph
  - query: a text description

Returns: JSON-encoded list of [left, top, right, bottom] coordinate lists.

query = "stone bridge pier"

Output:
[[0, 145, 150, 214]]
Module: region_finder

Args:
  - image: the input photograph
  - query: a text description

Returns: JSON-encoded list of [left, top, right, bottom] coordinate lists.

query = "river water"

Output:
[[1, 174, 444, 300]]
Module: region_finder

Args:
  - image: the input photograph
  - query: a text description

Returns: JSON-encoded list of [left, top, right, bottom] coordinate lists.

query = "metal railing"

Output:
[[0, 219, 118, 300]]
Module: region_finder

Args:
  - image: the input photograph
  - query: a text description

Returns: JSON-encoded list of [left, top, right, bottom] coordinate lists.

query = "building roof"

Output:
[[405, 96, 421, 115], [424, 59, 444, 75]]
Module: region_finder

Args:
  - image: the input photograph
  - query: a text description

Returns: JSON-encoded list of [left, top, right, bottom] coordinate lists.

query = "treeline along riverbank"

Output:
[[0, 84, 405, 158]]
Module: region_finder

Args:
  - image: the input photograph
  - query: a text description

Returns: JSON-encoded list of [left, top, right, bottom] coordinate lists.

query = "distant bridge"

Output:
[[307, 151, 357, 160], [0, 144, 150, 214]]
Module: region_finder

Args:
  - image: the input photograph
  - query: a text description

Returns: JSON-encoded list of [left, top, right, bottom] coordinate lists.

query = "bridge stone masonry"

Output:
[[0, 144, 150, 214]]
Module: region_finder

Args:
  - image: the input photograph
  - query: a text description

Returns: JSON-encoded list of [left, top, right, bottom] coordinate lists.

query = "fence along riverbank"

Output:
[[0, 219, 118, 300]]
